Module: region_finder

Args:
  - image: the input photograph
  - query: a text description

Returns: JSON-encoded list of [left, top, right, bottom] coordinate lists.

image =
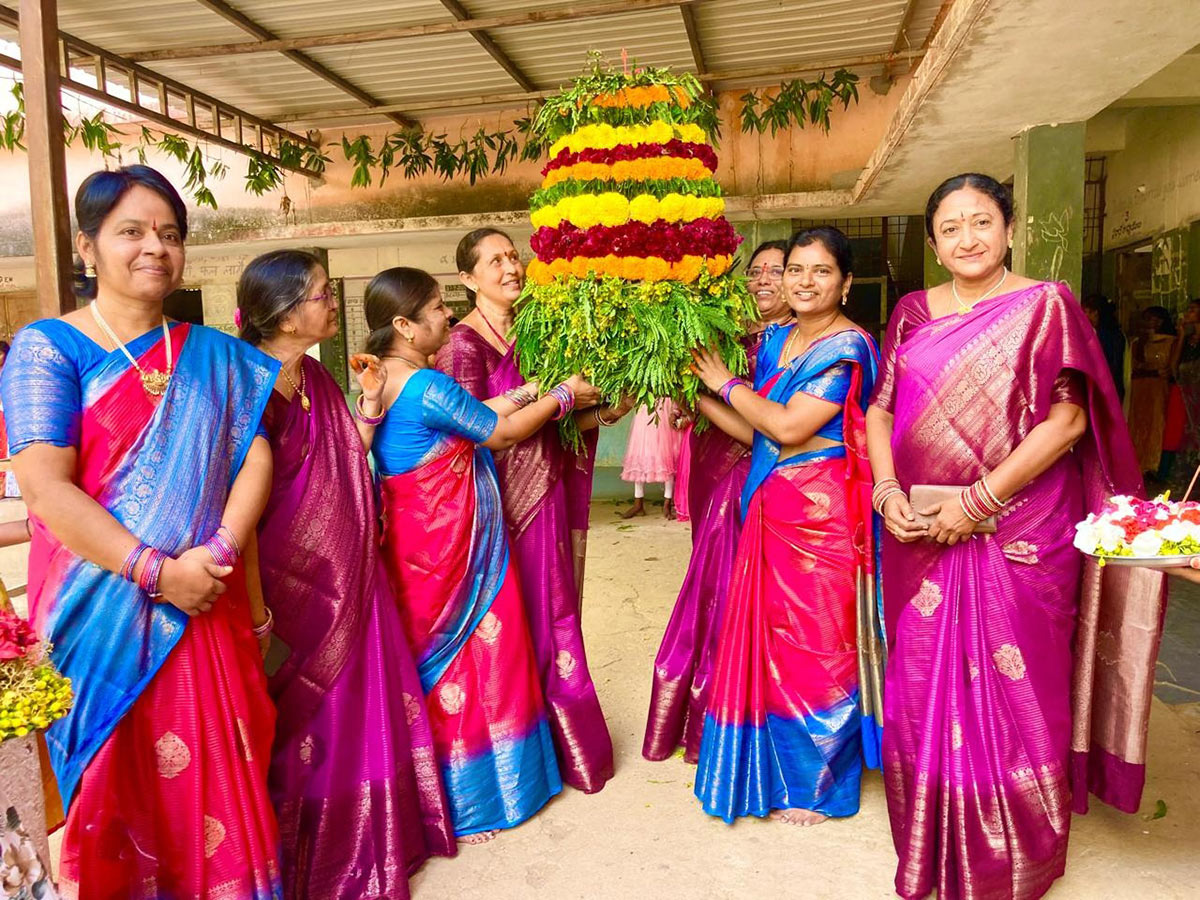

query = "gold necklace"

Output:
[[90, 301, 172, 396], [380, 354, 423, 369], [782, 317, 839, 365], [952, 266, 1008, 314], [276, 358, 310, 412]]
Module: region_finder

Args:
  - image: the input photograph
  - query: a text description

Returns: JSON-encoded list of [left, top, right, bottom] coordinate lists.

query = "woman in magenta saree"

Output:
[[237, 251, 454, 897], [690, 228, 885, 824], [436, 228, 629, 794], [643, 239, 793, 763], [868, 174, 1165, 900], [4, 167, 282, 897], [366, 267, 599, 837]]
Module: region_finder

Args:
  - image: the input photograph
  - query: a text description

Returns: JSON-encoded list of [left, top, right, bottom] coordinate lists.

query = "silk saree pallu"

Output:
[[258, 358, 454, 899], [695, 328, 884, 822], [3, 320, 282, 898], [436, 325, 613, 794], [644, 333, 760, 764], [379, 424, 561, 836], [876, 284, 1165, 900]]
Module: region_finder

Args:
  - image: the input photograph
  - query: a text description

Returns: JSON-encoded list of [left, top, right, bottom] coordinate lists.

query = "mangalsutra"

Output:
[[952, 267, 1008, 314], [90, 302, 172, 397]]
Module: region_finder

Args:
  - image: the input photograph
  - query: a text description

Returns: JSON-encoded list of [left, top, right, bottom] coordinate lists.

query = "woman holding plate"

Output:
[[867, 172, 1165, 900]]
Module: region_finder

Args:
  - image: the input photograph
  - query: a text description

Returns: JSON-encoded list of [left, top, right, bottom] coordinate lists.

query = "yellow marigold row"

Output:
[[530, 193, 726, 230], [527, 254, 733, 285], [548, 121, 708, 159], [543, 157, 713, 189], [588, 84, 692, 109]]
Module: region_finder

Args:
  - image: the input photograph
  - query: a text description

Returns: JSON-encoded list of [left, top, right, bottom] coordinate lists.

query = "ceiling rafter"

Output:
[[274, 49, 926, 124], [891, 0, 921, 54], [437, 0, 536, 93], [192, 0, 415, 128], [679, 1, 705, 75], [0, 3, 320, 178], [125, 0, 700, 62]]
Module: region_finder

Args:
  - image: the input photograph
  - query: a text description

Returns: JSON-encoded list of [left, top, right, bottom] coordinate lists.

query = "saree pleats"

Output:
[[696, 457, 863, 821], [380, 437, 560, 836]]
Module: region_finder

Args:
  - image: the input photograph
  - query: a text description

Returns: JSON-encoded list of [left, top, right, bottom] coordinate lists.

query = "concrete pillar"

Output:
[[923, 240, 943, 289], [1012, 123, 1086, 298]]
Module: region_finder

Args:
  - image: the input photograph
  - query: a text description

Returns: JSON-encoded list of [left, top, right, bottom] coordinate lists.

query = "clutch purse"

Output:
[[909, 484, 997, 534]]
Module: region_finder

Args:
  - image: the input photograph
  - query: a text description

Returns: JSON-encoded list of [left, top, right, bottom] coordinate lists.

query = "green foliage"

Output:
[[512, 269, 758, 447], [740, 70, 860, 135]]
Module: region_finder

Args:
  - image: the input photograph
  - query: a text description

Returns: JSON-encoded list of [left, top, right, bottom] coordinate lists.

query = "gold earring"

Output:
[[84, 262, 96, 277], [935, 257, 942, 267], [406, 333, 415, 344], [841, 294, 848, 306]]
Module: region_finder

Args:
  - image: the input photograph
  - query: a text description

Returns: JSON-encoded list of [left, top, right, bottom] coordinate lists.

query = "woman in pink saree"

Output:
[[366, 267, 596, 839], [436, 229, 631, 794], [236, 250, 454, 897], [4, 167, 282, 897], [643, 239, 793, 762], [867, 173, 1166, 900]]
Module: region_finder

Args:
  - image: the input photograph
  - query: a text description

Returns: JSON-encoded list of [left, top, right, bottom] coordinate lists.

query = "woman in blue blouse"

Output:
[[356, 267, 595, 843], [689, 227, 884, 827]]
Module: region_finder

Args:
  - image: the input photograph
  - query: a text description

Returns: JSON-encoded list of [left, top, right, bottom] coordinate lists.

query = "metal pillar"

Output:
[[18, 0, 74, 317]]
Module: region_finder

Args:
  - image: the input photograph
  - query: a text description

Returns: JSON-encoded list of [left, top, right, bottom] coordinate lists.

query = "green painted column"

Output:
[[301, 246, 350, 392], [1187, 221, 1200, 302], [923, 239, 943, 289], [1012, 123, 1086, 298]]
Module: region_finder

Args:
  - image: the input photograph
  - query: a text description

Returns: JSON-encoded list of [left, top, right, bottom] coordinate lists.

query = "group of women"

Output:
[[0, 163, 1167, 900]]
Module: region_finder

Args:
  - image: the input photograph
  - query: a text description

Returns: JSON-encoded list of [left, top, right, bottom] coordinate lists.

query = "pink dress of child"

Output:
[[621, 399, 684, 487]]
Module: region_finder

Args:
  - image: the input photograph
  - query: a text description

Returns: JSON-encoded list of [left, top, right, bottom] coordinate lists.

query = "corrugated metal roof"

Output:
[[23, 0, 946, 125]]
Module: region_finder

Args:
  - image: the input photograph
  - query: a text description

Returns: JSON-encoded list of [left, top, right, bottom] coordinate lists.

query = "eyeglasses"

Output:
[[745, 266, 785, 281], [305, 287, 334, 305]]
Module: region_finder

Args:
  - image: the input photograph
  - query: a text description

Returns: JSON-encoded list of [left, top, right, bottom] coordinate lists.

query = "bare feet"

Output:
[[621, 499, 646, 519], [770, 808, 828, 827], [663, 498, 676, 520], [458, 830, 499, 845]]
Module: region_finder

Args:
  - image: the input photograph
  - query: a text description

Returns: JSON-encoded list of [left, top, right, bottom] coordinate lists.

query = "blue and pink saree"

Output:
[[695, 325, 884, 822], [2, 318, 282, 897]]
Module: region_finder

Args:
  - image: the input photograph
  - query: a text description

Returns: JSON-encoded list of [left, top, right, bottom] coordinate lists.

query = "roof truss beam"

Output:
[[437, 0, 536, 92], [275, 49, 925, 124], [0, 4, 320, 177], [679, 2, 706, 74], [125, 0, 700, 62], [192, 0, 415, 127]]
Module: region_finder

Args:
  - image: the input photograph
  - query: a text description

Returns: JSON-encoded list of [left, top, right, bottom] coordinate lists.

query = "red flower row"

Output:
[[542, 139, 719, 176], [531, 218, 741, 263]]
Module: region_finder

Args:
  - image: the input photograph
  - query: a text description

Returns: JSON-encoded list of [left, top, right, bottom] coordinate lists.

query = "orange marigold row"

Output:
[[585, 84, 692, 109], [526, 254, 733, 285]]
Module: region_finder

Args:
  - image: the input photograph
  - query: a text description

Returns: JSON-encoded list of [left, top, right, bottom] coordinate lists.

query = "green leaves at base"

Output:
[[512, 269, 758, 449]]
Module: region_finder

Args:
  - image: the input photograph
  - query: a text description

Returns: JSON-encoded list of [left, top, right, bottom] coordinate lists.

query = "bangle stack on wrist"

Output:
[[959, 475, 1007, 522], [718, 378, 747, 405], [549, 383, 576, 420], [252, 606, 274, 638], [353, 393, 386, 426], [204, 526, 240, 568], [872, 478, 904, 516], [138, 548, 168, 597], [594, 406, 619, 426], [504, 385, 537, 409]]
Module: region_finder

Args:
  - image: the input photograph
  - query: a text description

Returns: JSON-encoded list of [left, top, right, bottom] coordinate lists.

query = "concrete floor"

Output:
[[3, 498, 1198, 898], [412, 504, 1200, 900]]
